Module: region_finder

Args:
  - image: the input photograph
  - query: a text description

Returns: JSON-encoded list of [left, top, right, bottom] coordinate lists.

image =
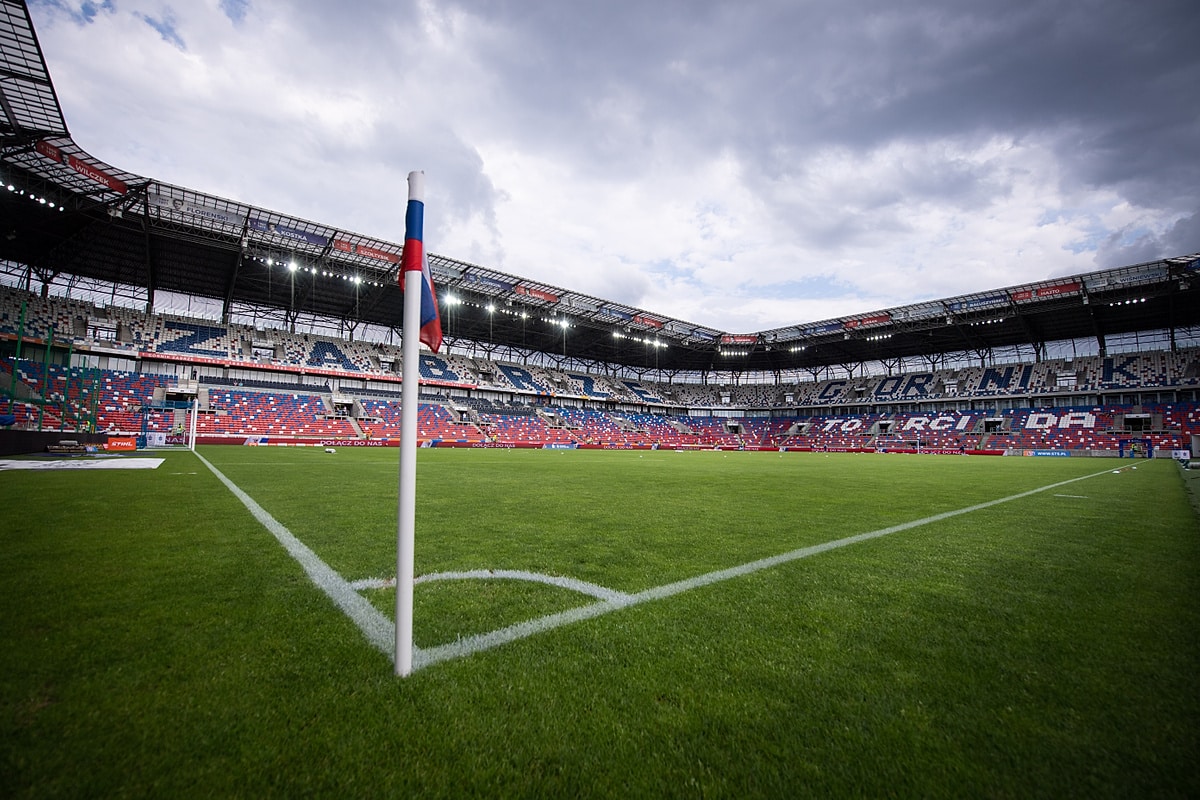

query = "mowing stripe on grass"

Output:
[[413, 463, 1136, 671], [194, 451, 396, 656]]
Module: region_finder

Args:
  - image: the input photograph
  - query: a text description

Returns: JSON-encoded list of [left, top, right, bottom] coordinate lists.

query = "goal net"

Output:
[[141, 399, 198, 451], [1118, 438, 1153, 459]]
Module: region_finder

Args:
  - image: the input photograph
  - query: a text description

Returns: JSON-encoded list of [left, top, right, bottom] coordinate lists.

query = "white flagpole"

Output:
[[395, 171, 424, 677], [188, 397, 198, 451]]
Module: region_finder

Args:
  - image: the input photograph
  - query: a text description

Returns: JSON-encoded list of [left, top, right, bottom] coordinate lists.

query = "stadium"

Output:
[[3, 1, 1199, 796]]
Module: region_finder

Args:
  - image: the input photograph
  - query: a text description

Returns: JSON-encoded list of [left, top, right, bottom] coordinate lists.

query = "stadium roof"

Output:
[[2, 0, 1199, 375]]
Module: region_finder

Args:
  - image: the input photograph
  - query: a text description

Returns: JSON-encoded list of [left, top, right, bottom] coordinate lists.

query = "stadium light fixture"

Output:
[[486, 303, 495, 313], [288, 261, 298, 272]]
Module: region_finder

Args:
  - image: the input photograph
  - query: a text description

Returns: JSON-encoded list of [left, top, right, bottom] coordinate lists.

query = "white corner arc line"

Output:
[[416, 569, 633, 602], [194, 452, 397, 657], [350, 571, 631, 603]]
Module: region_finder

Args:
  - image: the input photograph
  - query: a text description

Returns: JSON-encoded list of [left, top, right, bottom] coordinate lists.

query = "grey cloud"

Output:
[[26, 0, 1200, 331], [1095, 213, 1200, 268]]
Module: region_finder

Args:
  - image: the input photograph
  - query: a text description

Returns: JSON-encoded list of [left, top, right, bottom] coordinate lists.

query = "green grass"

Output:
[[2, 447, 1198, 797]]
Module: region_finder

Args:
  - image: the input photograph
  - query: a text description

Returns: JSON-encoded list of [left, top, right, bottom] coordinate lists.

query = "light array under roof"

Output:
[[5, 181, 66, 211]]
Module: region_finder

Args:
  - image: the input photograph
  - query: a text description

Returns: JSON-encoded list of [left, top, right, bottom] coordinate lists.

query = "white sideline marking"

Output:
[[195, 451, 1138, 674], [194, 452, 396, 656], [1053, 494, 1089, 499]]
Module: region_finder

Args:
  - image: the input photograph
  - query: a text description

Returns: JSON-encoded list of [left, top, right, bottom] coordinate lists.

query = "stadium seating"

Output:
[[197, 389, 357, 438], [5, 349, 1197, 453], [2, 285, 1198, 454]]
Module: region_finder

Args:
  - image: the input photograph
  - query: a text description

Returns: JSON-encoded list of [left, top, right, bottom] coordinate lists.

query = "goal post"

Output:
[[1118, 438, 1153, 459], [140, 399, 198, 451]]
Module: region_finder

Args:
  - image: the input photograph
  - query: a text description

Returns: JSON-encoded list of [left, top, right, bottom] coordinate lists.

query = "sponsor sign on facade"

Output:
[[36, 140, 128, 194]]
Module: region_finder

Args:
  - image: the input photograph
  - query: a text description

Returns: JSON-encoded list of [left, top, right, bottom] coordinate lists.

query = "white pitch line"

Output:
[[350, 577, 394, 591], [194, 451, 396, 657], [193, 452, 1137, 674], [416, 569, 634, 603], [413, 463, 1130, 671], [350, 571, 631, 603]]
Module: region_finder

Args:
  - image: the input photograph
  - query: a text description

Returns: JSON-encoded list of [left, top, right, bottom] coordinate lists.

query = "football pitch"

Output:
[[3, 447, 1198, 797]]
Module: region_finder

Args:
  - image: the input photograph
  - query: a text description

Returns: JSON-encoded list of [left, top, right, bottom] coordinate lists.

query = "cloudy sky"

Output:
[[27, 0, 1200, 333]]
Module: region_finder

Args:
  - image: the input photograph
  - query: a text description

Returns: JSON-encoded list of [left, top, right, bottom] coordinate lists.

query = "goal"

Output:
[[1118, 438, 1153, 459], [140, 399, 198, 451]]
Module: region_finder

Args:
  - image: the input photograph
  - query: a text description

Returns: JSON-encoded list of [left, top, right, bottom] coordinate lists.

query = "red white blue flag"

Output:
[[400, 172, 443, 353]]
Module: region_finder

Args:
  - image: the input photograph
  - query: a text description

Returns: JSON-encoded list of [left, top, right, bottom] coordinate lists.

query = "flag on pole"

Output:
[[400, 175, 443, 353]]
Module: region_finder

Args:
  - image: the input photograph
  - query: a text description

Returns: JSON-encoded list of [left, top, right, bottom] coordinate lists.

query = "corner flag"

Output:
[[400, 172, 442, 353]]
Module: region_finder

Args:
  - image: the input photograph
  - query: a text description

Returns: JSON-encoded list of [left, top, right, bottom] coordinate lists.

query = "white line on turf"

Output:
[[193, 451, 396, 657], [349, 577, 394, 591], [412, 463, 1135, 671], [350, 571, 629, 601], [195, 451, 1138, 673], [418, 569, 634, 602]]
